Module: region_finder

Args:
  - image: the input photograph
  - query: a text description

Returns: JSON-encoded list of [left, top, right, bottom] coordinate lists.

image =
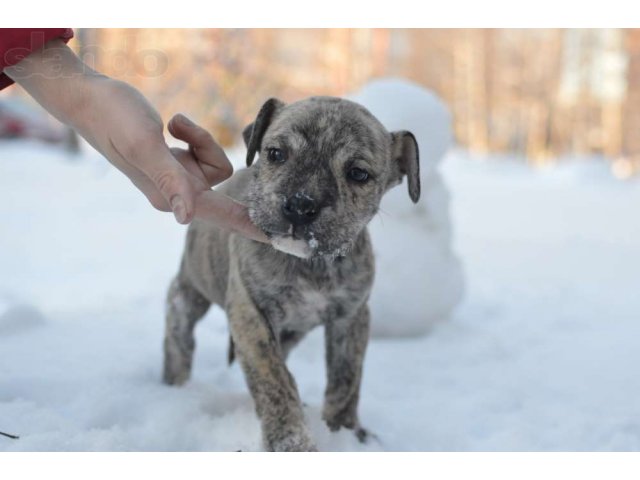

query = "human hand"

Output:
[[5, 39, 268, 242], [167, 113, 269, 242], [69, 77, 268, 241]]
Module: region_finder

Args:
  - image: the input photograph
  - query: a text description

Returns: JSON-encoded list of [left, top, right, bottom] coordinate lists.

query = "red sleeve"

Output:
[[0, 28, 74, 90]]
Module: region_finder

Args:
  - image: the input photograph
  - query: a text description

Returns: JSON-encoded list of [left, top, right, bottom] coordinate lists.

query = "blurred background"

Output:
[[4, 28, 640, 178]]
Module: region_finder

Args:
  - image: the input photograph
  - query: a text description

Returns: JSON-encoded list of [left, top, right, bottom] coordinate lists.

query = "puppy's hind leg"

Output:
[[163, 277, 211, 386]]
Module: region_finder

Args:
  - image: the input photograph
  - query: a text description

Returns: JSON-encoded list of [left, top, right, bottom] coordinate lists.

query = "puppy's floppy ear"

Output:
[[243, 98, 285, 166], [390, 131, 421, 203]]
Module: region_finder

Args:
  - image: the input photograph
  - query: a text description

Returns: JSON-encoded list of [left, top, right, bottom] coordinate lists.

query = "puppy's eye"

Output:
[[267, 148, 286, 163], [347, 167, 369, 183]]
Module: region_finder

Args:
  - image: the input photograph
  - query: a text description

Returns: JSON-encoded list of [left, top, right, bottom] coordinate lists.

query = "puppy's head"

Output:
[[244, 96, 420, 259]]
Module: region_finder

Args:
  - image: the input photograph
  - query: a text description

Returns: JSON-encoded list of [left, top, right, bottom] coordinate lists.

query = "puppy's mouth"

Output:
[[249, 206, 322, 259], [291, 224, 310, 241], [265, 225, 319, 259]]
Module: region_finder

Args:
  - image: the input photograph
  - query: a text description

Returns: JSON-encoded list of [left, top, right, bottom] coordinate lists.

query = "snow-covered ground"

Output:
[[1, 139, 639, 451]]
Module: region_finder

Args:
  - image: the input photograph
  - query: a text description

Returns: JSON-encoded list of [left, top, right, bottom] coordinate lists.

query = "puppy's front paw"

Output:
[[162, 362, 190, 386], [265, 427, 317, 452], [323, 408, 375, 444], [322, 404, 357, 432], [271, 437, 318, 452]]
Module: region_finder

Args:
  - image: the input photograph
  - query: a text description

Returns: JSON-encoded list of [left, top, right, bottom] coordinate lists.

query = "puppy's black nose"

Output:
[[282, 192, 320, 226]]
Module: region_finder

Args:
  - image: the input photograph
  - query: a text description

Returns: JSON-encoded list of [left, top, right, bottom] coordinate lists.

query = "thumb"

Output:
[[168, 113, 233, 186]]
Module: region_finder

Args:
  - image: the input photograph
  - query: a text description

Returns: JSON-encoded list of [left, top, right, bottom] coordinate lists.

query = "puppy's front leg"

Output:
[[323, 303, 370, 440], [227, 257, 316, 452]]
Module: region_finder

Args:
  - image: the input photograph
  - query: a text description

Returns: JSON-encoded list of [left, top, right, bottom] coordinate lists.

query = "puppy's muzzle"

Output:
[[281, 192, 320, 226]]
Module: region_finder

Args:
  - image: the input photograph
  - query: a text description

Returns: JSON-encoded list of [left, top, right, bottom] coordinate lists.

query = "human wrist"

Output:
[[5, 39, 103, 129]]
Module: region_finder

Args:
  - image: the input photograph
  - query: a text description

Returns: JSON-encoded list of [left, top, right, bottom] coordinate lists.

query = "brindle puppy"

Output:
[[163, 96, 420, 451]]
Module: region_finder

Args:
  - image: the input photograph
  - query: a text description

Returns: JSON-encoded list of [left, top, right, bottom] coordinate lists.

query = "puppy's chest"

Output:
[[280, 289, 332, 331], [252, 282, 353, 333]]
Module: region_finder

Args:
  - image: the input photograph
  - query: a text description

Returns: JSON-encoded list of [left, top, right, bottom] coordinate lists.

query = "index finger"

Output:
[[194, 190, 270, 244]]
